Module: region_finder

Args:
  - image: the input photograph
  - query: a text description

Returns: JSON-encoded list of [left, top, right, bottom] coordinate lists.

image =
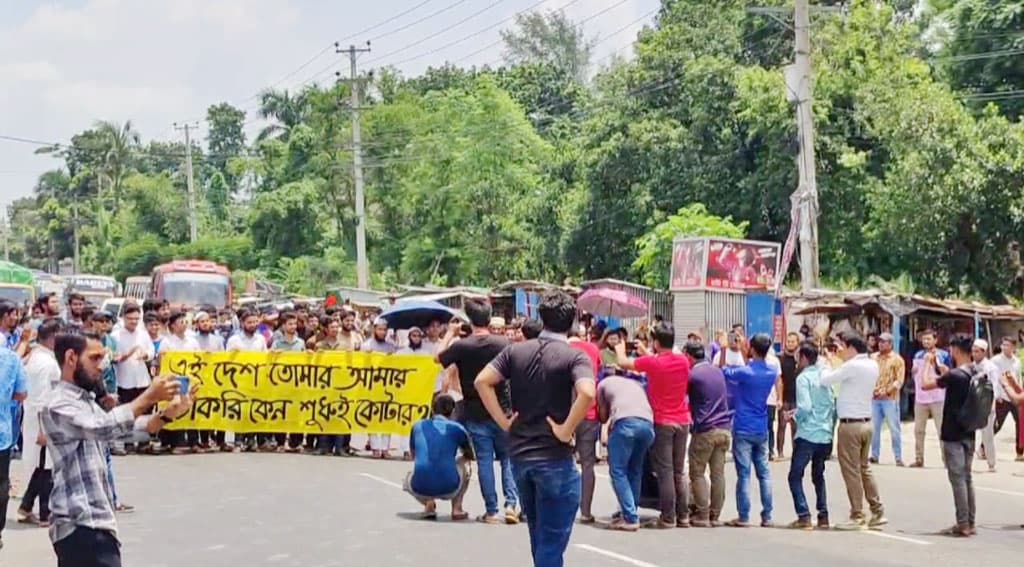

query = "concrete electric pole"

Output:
[[339, 42, 372, 290], [174, 121, 199, 243], [793, 0, 820, 291]]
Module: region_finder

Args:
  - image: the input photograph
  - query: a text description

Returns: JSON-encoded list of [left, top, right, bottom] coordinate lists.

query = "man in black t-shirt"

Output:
[[777, 332, 800, 459], [476, 290, 596, 567], [920, 334, 980, 537], [436, 299, 519, 524]]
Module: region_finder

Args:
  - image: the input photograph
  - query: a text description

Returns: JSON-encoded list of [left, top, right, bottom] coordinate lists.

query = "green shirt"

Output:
[[794, 364, 835, 444]]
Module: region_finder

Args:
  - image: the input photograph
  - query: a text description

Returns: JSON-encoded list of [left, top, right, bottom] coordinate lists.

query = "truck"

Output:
[[66, 274, 120, 307], [0, 261, 36, 307], [150, 260, 232, 311]]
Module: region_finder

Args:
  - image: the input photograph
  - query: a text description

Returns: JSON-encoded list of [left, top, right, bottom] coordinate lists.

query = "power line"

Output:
[[339, 0, 436, 44], [368, 0, 469, 42]]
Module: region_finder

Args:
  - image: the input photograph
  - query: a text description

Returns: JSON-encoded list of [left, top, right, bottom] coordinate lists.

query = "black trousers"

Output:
[[0, 448, 10, 535], [995, 400, 1022, 456], [20, 445, 52, 521], [54, 527, 121, 567]]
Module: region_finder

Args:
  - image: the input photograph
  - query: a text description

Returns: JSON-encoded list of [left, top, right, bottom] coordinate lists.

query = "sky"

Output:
[[0, 0, 659, 208]]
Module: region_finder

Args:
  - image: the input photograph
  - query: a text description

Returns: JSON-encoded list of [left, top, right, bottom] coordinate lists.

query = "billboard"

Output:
[[669, 239, 707, 291], [670, 237, 781, 293]]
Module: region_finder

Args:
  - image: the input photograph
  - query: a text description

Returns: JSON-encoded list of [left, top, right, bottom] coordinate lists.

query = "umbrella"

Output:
[[380, 300, 459, 330], [577, 288, 648, 319]]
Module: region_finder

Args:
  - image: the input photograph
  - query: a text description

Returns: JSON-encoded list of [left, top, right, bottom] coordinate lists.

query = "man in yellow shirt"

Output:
[[871, 333, 905, 466]]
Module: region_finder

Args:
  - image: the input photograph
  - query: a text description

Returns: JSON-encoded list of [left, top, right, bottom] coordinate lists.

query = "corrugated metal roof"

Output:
[[784, 288, 1024, 320]]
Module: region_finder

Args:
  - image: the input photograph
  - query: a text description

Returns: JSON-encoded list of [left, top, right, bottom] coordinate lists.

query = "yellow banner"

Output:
[[159, 351, 440, 434]]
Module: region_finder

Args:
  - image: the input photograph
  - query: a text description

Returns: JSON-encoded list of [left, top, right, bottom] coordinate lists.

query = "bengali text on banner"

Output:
[[159, 350, 439, 435]]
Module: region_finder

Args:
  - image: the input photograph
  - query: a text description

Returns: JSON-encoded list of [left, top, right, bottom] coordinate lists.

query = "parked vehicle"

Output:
[[32, 270, 66, 299], [0, 261, 36, 307], [151, 260, 232, 311], [66, 274, 120, 307], [123, 276, 149, 302]]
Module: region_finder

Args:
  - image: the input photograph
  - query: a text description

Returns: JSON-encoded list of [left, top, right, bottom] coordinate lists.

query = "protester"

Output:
[[111, 304, 154, 454], [777, 332, 801, 459], [598, 358, 654, 532], [35, 293, 62, 325], [684, 340, 732, 528], [0, 325, 29, 548], [920, 334, 988, 537], [569, 330, 602, 524], [720, 333, 776, 528], [521, 319, 543, 341], [18, 319, 62, 527], [271, 312, 306, 453], [43, 332, 193, 566], [158, 311, 200, 454], [476, 290, 596, 567], [404, 394, 473, 521], [871, 332, 905, 466], [437, 300, 520, 524], [364, 318, 397, 458], [971, 339, 1000, 472], [63, 294, 87, 330], [786, 341, 835, 530], [991, 337, 1023, 461], [615, 320, 693, 529], [226, 310, 268, 452], [0, 300, 31, 357], [911, 329, 951, 467], [821, 331, 887, 531]]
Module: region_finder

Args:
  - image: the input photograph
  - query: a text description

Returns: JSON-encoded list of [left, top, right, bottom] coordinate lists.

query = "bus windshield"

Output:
[[162, 272, 230, 309], [0, 286, 33, 307]]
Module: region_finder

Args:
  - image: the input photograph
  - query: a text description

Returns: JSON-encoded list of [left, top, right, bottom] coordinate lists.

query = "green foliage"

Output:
[[500, 10, 596, 83], [633, 204, 748, 289]]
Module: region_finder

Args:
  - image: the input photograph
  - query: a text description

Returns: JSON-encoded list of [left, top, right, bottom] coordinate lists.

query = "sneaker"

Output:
[[641, 518, 676, 530], [760, 519, 775, 528], [835, 518, 867, 531], [690, 518, 712, 528], [787, 518, 813, 531], [868, 514, 888, 529], [817, 516, 830, 530], [110, 447, 127, 457], [504, 506, 521, 525], [896, 460, 906, 467], [869, 457, 878, 464], [909, 461, 924, 468], [676, 518, 691, 528]]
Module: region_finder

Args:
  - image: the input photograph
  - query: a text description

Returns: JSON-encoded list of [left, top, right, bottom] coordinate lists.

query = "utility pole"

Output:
[[2, 205, 9, 261], [793, 0, 820, 291], [174, 121, 199, 243], [72, 202, 80, 273], [339, 42, 372, 290]]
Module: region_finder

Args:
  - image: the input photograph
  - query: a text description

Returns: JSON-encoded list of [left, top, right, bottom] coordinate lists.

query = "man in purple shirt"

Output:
[[685, 340, 732, 528], [911, 329, 951, 467]]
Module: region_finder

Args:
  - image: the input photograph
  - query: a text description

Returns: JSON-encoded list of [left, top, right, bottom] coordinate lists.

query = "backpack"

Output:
[[956, 365, 994, 432]]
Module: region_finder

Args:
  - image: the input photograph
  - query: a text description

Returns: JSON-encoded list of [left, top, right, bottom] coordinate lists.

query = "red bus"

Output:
[[151, 260, 232, 310]]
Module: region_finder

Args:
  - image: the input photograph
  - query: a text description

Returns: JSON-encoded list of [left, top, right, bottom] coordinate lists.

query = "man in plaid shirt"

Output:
[[42, 332, 193, 567]]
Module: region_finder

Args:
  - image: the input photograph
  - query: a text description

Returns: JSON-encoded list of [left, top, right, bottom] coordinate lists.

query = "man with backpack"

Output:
[[920, 334, 994, 537]]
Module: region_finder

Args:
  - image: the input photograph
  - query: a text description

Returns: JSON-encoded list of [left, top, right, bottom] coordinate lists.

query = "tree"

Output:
[[94, 120, 141, 210], [633, 204, 748, 289], [206, 102, 247, 188], [256, 88, 311, 142], [501, 10, 596, 83]]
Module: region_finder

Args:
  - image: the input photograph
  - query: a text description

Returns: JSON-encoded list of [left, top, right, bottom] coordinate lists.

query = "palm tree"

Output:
[[94, 120, 140, 210], [256, 88, 311, 142]]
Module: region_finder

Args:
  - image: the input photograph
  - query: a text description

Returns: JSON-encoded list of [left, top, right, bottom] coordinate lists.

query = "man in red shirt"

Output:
[[616, 320, 692, 528], [569, 330, 602, 523]]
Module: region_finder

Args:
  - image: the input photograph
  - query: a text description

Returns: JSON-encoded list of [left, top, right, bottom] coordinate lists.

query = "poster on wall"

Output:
[[669, 239, 707, 291], [704, 238, 781, 292]]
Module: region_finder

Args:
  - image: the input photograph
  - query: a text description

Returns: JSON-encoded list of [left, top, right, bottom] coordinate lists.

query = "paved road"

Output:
[[5, 426, 1024, 567]]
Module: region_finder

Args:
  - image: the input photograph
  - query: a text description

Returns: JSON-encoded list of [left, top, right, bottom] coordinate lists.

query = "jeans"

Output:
[[54, 525, 122, 567], [788, 438, 830, 520], [651, 423, 690, 522], [465, 420, 518, 515], [733, 432, 772, 523], [513, 458, 580, 567], [104, 447, 118, 507], [607, 418, 656, 524], [871, 399, 902, 462], [317, 435, 346, 455], [767, 406, 777, 457], [942, 439, 976, 527], [574, 419, 600, 518]]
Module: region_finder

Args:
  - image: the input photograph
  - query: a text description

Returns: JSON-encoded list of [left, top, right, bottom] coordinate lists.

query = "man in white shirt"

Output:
[[193, 311, 225, 452], [158, 311, 200, 454], [991, 337, 1024, 461], [16, 319, 62, 525], [226, 310, 267, 452], [111, 304, 155, 455], [820, 331, 886, 531], [971, 339, 1000, 472]]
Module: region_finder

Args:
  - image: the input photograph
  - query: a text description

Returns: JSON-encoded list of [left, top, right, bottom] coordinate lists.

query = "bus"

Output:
[[151, 260, 232, 311], [66, 274, 120, 307], [123, 276, 150, 302]]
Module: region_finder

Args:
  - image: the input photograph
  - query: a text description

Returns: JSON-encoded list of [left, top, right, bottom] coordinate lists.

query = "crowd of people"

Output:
[[0, 288, 1016, 566]]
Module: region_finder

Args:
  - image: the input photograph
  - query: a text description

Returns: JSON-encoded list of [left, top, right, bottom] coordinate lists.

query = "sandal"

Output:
[[606, 519, 640, 532], [451, 512, 470, 521], [942, 525, 970, 537], [476, 514, 503, 525], [16, 510, 38, 524], [725, 519, 751, 528], [115, 503, 135, 513], [420, 511, 438, 521]]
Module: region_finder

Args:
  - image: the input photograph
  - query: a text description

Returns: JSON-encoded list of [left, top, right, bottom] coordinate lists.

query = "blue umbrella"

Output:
[[380, 300, 459, 330]]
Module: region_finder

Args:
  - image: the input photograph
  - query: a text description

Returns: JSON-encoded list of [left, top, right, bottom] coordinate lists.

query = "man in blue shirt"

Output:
[[786, 341, 836, 530], [0, 345, 28, 549], [719, 333, 777, 527], [404, 394, 474, 521]]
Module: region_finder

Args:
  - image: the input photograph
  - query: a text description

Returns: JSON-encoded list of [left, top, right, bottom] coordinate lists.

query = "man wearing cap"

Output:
[[364, 318, 396, 458], [871, 333, 905, 466], [971, 339, 1000, 472]]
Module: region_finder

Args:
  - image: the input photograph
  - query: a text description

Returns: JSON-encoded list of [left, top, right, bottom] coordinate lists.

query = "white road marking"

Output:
[[359, 472, 404, 490], [206, 544, 227, 551], [861, 530, 932, 546], [574, 544, 662, 567], [976, 486, 1024, 497], [267, 553, 290, 561]]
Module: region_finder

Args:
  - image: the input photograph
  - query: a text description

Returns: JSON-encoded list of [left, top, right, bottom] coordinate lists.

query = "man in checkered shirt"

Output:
[[42, 332, 193, 567]]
